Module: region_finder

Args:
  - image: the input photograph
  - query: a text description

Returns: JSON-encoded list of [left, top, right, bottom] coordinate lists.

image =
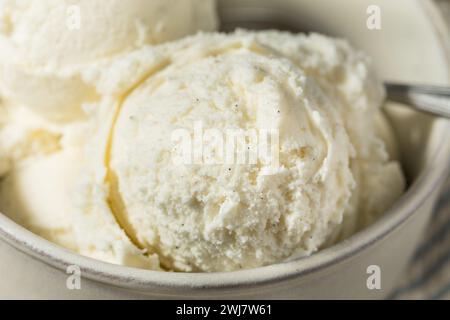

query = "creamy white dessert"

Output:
[[0, 27, 405, 271], [0, 0, 218, 122], [77, 31, 404, 272], [0, 0, 218, 269]]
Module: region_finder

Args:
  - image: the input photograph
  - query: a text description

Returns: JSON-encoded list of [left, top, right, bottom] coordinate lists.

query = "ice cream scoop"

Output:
[[0, 0, 218, 122], [79, 31, 404, 272]]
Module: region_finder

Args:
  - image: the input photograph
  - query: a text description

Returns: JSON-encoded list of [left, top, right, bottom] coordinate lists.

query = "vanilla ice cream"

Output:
[[0, 0, 218, 122], [0, 147, 80, 251], [0, 105, 160, 269], [0, 143, 160, 269], [76, 31, 405, 272], [0, 0, 217, 269]]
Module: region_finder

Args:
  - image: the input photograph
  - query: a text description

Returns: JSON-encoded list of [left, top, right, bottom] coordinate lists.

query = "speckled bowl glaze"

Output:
[[0, 0, 449, 299]]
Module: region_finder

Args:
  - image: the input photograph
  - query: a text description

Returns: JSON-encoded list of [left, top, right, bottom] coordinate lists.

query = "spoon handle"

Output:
[[385, 83, 450, 119]]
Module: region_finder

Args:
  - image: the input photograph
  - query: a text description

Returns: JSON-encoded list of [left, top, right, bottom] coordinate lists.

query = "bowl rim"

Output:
[[0, 0, 449, 293]]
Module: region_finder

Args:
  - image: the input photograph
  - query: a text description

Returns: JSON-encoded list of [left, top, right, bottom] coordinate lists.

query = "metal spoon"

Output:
[[386, 83, 450, 119]]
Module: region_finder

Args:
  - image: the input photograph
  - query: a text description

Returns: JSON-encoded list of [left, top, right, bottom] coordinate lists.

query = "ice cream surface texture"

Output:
[[77, 31, 405, 272], [0, 0, 218, 122]]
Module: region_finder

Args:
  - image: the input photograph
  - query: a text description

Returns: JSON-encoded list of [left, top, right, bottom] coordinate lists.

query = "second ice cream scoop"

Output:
[[0, 0, 218, 122]]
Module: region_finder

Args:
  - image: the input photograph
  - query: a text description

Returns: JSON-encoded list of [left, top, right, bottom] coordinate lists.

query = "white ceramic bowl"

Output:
[[0, 0, 449, 299]]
